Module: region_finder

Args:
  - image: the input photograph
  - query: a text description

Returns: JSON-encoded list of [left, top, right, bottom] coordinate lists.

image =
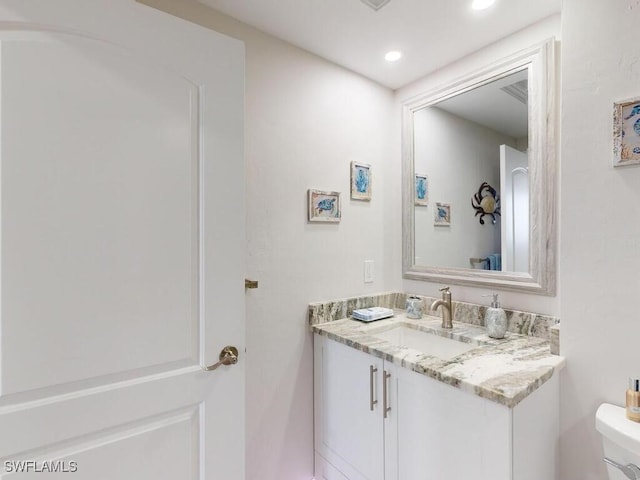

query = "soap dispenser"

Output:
[[484, 293, 507, 339]]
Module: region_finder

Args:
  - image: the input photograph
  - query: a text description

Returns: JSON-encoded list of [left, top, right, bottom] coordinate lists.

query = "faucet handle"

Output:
[[439, 286, 451, 301]]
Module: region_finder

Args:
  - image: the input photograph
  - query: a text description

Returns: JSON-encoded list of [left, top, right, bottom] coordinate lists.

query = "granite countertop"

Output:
[[312, 311, 565, 408]]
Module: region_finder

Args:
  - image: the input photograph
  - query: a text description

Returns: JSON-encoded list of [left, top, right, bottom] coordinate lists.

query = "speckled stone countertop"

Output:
[[312, 311, 565, 408]]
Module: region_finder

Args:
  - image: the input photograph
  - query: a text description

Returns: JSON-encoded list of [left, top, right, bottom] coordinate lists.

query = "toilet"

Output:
[[596, 403, 640, 479]]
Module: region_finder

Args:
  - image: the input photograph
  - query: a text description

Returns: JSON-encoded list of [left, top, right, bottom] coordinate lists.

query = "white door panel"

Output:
[[0, 1, 244, 478], [5, 404, 199, 479], [500, 144, 529, 273], [2, 32, 199, 395]]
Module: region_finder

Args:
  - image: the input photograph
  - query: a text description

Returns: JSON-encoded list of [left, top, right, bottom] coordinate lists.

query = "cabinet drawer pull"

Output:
[[369, 365, 378, 411], [383, 370, 391, 418]]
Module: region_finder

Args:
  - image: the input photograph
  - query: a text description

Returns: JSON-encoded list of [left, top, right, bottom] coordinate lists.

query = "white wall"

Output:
[[395, 15, 561, 315], [137, 2, 395, 479], [559, 1, 640, 478], [127, 5, 634, 480], [414, 107, 508, 268]]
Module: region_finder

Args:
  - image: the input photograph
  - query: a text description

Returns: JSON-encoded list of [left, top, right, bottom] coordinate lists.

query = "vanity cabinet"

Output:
[[314, 334, 560, 480], [313, 334, 385, 480]]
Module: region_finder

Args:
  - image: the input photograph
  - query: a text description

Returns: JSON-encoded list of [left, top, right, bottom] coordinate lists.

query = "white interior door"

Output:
[[0, 1, 245, 478], [500, 144, 529, 273]]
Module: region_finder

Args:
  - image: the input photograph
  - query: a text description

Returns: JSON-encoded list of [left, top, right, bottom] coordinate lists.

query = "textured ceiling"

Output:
[[197, 0, 560, 89]]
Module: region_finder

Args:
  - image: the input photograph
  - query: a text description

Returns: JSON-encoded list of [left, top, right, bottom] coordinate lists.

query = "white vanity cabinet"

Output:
[[313, 334, 385, 480], [314, 334, 560, 480]]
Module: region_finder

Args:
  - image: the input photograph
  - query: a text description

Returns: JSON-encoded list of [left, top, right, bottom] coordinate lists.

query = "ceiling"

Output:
[[196, 0, 560, 89], [436, 69, 529, 138]]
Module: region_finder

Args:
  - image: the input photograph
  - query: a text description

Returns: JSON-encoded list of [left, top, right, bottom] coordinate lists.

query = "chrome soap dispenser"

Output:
[[484, 293, 507, 339]]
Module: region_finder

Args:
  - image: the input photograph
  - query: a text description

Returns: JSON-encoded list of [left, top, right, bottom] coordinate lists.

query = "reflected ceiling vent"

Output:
[[360, 0, 391, 11], [501, 80, 528, 105]]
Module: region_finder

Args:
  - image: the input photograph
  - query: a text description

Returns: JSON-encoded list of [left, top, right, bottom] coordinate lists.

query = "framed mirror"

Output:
[[402, 39, 557, 295]]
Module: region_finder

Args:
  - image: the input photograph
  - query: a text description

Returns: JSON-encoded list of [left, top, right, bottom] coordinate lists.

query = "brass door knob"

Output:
[[204, 346, 239, 371]]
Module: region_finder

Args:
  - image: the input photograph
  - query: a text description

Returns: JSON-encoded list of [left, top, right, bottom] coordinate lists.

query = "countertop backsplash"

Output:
[[308, 291, 560, 344]]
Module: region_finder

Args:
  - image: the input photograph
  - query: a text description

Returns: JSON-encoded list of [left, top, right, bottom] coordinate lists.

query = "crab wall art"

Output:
[[471, 182, 501, 225]]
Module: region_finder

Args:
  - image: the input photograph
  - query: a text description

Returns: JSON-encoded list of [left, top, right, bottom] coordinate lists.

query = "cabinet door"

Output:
[[387, 364, 512, 480], [314, 336, 385, 480]]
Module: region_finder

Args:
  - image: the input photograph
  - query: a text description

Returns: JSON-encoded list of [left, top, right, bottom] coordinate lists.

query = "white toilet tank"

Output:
[[596, 403, 640, 479]]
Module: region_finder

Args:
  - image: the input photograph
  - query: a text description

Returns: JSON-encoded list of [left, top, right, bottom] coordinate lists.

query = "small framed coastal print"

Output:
[[350, 161, 371, 201], [308, 189, 341, 223], [614, 96, 640, 167], [434, 202, 451, 226], [414, 173, 428, 206]]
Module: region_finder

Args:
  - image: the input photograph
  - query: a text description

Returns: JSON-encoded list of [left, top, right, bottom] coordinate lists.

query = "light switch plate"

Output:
[[364, 260, 374, 283]]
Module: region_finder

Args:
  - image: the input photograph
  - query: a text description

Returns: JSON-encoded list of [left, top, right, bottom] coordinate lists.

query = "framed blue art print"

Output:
[[414, 173, 428, 206], [308, 189, 341, 223], [350, 161, 371, 201], [614, 96, 640, 167]]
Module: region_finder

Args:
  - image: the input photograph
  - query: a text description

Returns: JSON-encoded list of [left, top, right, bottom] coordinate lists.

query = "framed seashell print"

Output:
[[308, 189, 341, 223], [614, 96, 640, 167], [350, 161, 371, 200]]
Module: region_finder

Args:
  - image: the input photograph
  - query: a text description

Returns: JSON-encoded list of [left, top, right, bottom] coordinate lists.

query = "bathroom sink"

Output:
[[372, 325, 476, 360]]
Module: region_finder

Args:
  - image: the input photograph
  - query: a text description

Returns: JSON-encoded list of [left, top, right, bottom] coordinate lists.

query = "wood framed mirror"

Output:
[[402, 39, 557, 295]]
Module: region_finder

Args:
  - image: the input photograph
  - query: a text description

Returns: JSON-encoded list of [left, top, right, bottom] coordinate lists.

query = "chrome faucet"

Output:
[[430, 286, 453, 329]]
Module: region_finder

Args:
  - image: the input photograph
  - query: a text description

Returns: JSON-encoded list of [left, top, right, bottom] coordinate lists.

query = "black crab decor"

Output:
[[471, 182, 501, 225]]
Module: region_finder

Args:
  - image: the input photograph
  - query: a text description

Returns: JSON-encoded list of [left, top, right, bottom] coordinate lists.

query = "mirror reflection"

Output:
[[403, 39, 556, 294], [413, 68, 529, 273]]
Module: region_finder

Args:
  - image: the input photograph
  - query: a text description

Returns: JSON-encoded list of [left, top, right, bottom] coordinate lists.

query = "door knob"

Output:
[[204, 346, 239, 371]]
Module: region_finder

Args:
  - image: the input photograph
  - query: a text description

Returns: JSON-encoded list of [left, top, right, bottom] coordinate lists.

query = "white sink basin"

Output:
[[373, 326, 476, 360]]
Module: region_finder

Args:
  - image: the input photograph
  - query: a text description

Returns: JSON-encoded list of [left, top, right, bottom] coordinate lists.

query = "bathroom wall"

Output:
[[122, 4, 638, 480], [559, 1, 640, 479], [136, 1, 396, 479], [395, 15, 561, 316], [413, 107, 508, 268]]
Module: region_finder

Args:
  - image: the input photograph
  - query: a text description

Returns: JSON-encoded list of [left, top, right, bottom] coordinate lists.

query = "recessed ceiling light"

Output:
[[385, 51, 402, 62], [472, 0, 496, 10]]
